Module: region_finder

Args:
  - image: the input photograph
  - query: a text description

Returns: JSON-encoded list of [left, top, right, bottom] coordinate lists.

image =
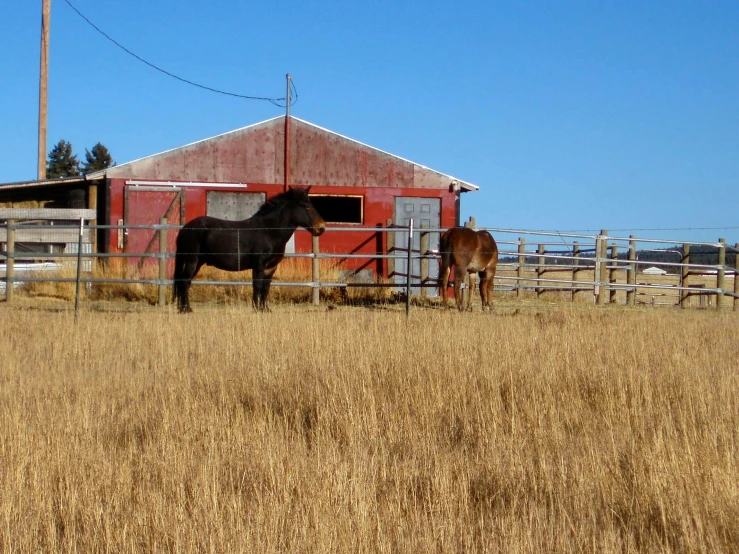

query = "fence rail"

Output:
[[1, 218, 737, 314]]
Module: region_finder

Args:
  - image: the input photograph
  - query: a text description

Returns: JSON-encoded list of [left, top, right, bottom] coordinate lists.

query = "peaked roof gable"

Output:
[[97, 117, 478, 191]]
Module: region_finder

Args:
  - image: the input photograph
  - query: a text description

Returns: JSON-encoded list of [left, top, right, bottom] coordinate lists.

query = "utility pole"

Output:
[[284, 73, 291, 192], [38, 0, 51, 180]]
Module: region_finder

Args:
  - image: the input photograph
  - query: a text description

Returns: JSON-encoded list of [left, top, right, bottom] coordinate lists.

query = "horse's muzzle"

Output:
[[311, 223, 326, 236]]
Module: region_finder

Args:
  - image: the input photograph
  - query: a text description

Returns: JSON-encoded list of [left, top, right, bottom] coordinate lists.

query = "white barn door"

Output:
[[393, 197, 440, 295]]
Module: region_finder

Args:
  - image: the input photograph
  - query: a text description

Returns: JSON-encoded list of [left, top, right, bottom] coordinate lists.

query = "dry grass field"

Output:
[[13, 257, 392, 307], [1, 300, 738, 553]]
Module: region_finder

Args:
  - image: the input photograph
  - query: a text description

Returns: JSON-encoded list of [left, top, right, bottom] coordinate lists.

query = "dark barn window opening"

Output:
[[309, 195, 363, 224]]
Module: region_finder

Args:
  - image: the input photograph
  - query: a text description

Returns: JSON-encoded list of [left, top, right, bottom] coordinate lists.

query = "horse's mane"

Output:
[[254, 188, 309, 218]]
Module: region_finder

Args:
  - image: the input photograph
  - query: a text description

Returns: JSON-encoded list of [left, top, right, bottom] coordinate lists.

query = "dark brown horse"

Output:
[[173, 187, 325, 312], [439, 227, 499, 311]]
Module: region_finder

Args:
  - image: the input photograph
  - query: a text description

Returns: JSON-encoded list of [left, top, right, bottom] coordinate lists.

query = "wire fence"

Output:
[[1, 217, 738, 317]]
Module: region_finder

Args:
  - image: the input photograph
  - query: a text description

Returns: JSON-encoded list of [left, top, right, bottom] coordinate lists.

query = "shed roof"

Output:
[[0, 175, 88, 192], [90, 116, 479, 191]]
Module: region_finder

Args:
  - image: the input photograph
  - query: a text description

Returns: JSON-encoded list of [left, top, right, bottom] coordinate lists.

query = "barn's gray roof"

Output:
[[88, 116, 479, 191], [291, 117, 479, 191]]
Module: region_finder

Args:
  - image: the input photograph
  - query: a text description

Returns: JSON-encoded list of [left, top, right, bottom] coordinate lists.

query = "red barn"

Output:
[[13, 116, 480, 283]]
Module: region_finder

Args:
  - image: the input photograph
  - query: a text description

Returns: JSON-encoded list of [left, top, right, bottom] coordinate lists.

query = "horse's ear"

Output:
[[306, 186, 312, 194]]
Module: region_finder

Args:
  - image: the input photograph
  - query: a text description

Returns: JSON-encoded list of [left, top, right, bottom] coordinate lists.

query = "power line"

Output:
[[289, 77, 298, 106], [62, 0, 293, 107], [556, 227, 739, 234]]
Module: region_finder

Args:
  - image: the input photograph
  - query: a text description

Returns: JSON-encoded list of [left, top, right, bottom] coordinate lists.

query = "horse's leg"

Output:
[[252, 265, 276, 312], [483, 269, 494, 311], [174, 252, 190, 313], [173, 251, 185, 308], [453, 267, 464, 311], [252, 266, 265, 310], [440, 263, 451, 306], [259, 267, 276, 311], [467, 272, 476, 311], [478, 272, 487, 310], [179, 283, 193, 313], [179, 259, 202, 313], [483, 252, 498, 312]]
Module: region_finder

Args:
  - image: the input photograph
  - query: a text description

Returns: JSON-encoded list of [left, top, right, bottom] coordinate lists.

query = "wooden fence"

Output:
[[2, 217, 738, 312]]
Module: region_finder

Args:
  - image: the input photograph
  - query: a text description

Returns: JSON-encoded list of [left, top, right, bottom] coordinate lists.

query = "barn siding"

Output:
[[107, 179, 457, 275]]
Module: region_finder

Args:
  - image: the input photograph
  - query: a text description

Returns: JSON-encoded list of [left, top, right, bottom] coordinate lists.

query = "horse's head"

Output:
[[287, 187, 326, 236]]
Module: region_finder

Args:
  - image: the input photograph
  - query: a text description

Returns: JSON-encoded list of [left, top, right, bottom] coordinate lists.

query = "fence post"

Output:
[[88, 183, 98, 255], [158, 217, 167, 307], [406, 218, 413, 316], [375, 224, 384, 277], [5, 219, 15, 303], [734, 242, 738, 312], [680, 243, 690, 309], [571, 241, 579, 302], [419, 227, 429, 297], [627, 235, 636, 306], [594, 233, 601, 303], [596, 230, 608, 305], [386, 219, 395, 279], [717, 238, 726, 310], [74, 219, 84, 321], [517, 238, 525, 298], [312, 234, 320, 306], [609, 244, 619, 304], [536, 243, 545, 298]]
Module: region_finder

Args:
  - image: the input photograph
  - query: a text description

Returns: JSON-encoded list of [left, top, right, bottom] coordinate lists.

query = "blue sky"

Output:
[[1, 1, 737, 245]]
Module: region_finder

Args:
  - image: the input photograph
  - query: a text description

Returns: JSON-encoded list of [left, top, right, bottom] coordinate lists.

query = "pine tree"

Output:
[[81, 142, 115, 173], [46, 139, 80, 178]]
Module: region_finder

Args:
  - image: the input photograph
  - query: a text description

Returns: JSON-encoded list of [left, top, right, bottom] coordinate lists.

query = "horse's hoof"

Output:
[[178, 306, 193, 314]]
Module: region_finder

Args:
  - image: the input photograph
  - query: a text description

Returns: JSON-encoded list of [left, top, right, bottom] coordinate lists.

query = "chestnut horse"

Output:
[[173, 187, 325, 313], [439, 227, 499, 311]]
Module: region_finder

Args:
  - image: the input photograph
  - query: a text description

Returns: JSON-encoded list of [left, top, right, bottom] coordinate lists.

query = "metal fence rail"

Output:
[[2, 219, 738, 315]]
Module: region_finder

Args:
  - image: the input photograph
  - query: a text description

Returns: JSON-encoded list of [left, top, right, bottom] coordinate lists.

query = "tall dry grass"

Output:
[[1, 304, 737, 553]]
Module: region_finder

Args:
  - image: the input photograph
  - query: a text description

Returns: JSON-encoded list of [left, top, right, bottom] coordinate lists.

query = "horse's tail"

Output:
[[439, 229, 453, 268]]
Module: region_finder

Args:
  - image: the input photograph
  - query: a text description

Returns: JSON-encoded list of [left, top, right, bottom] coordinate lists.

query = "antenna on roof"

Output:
[[284, 73, 291, 192]]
